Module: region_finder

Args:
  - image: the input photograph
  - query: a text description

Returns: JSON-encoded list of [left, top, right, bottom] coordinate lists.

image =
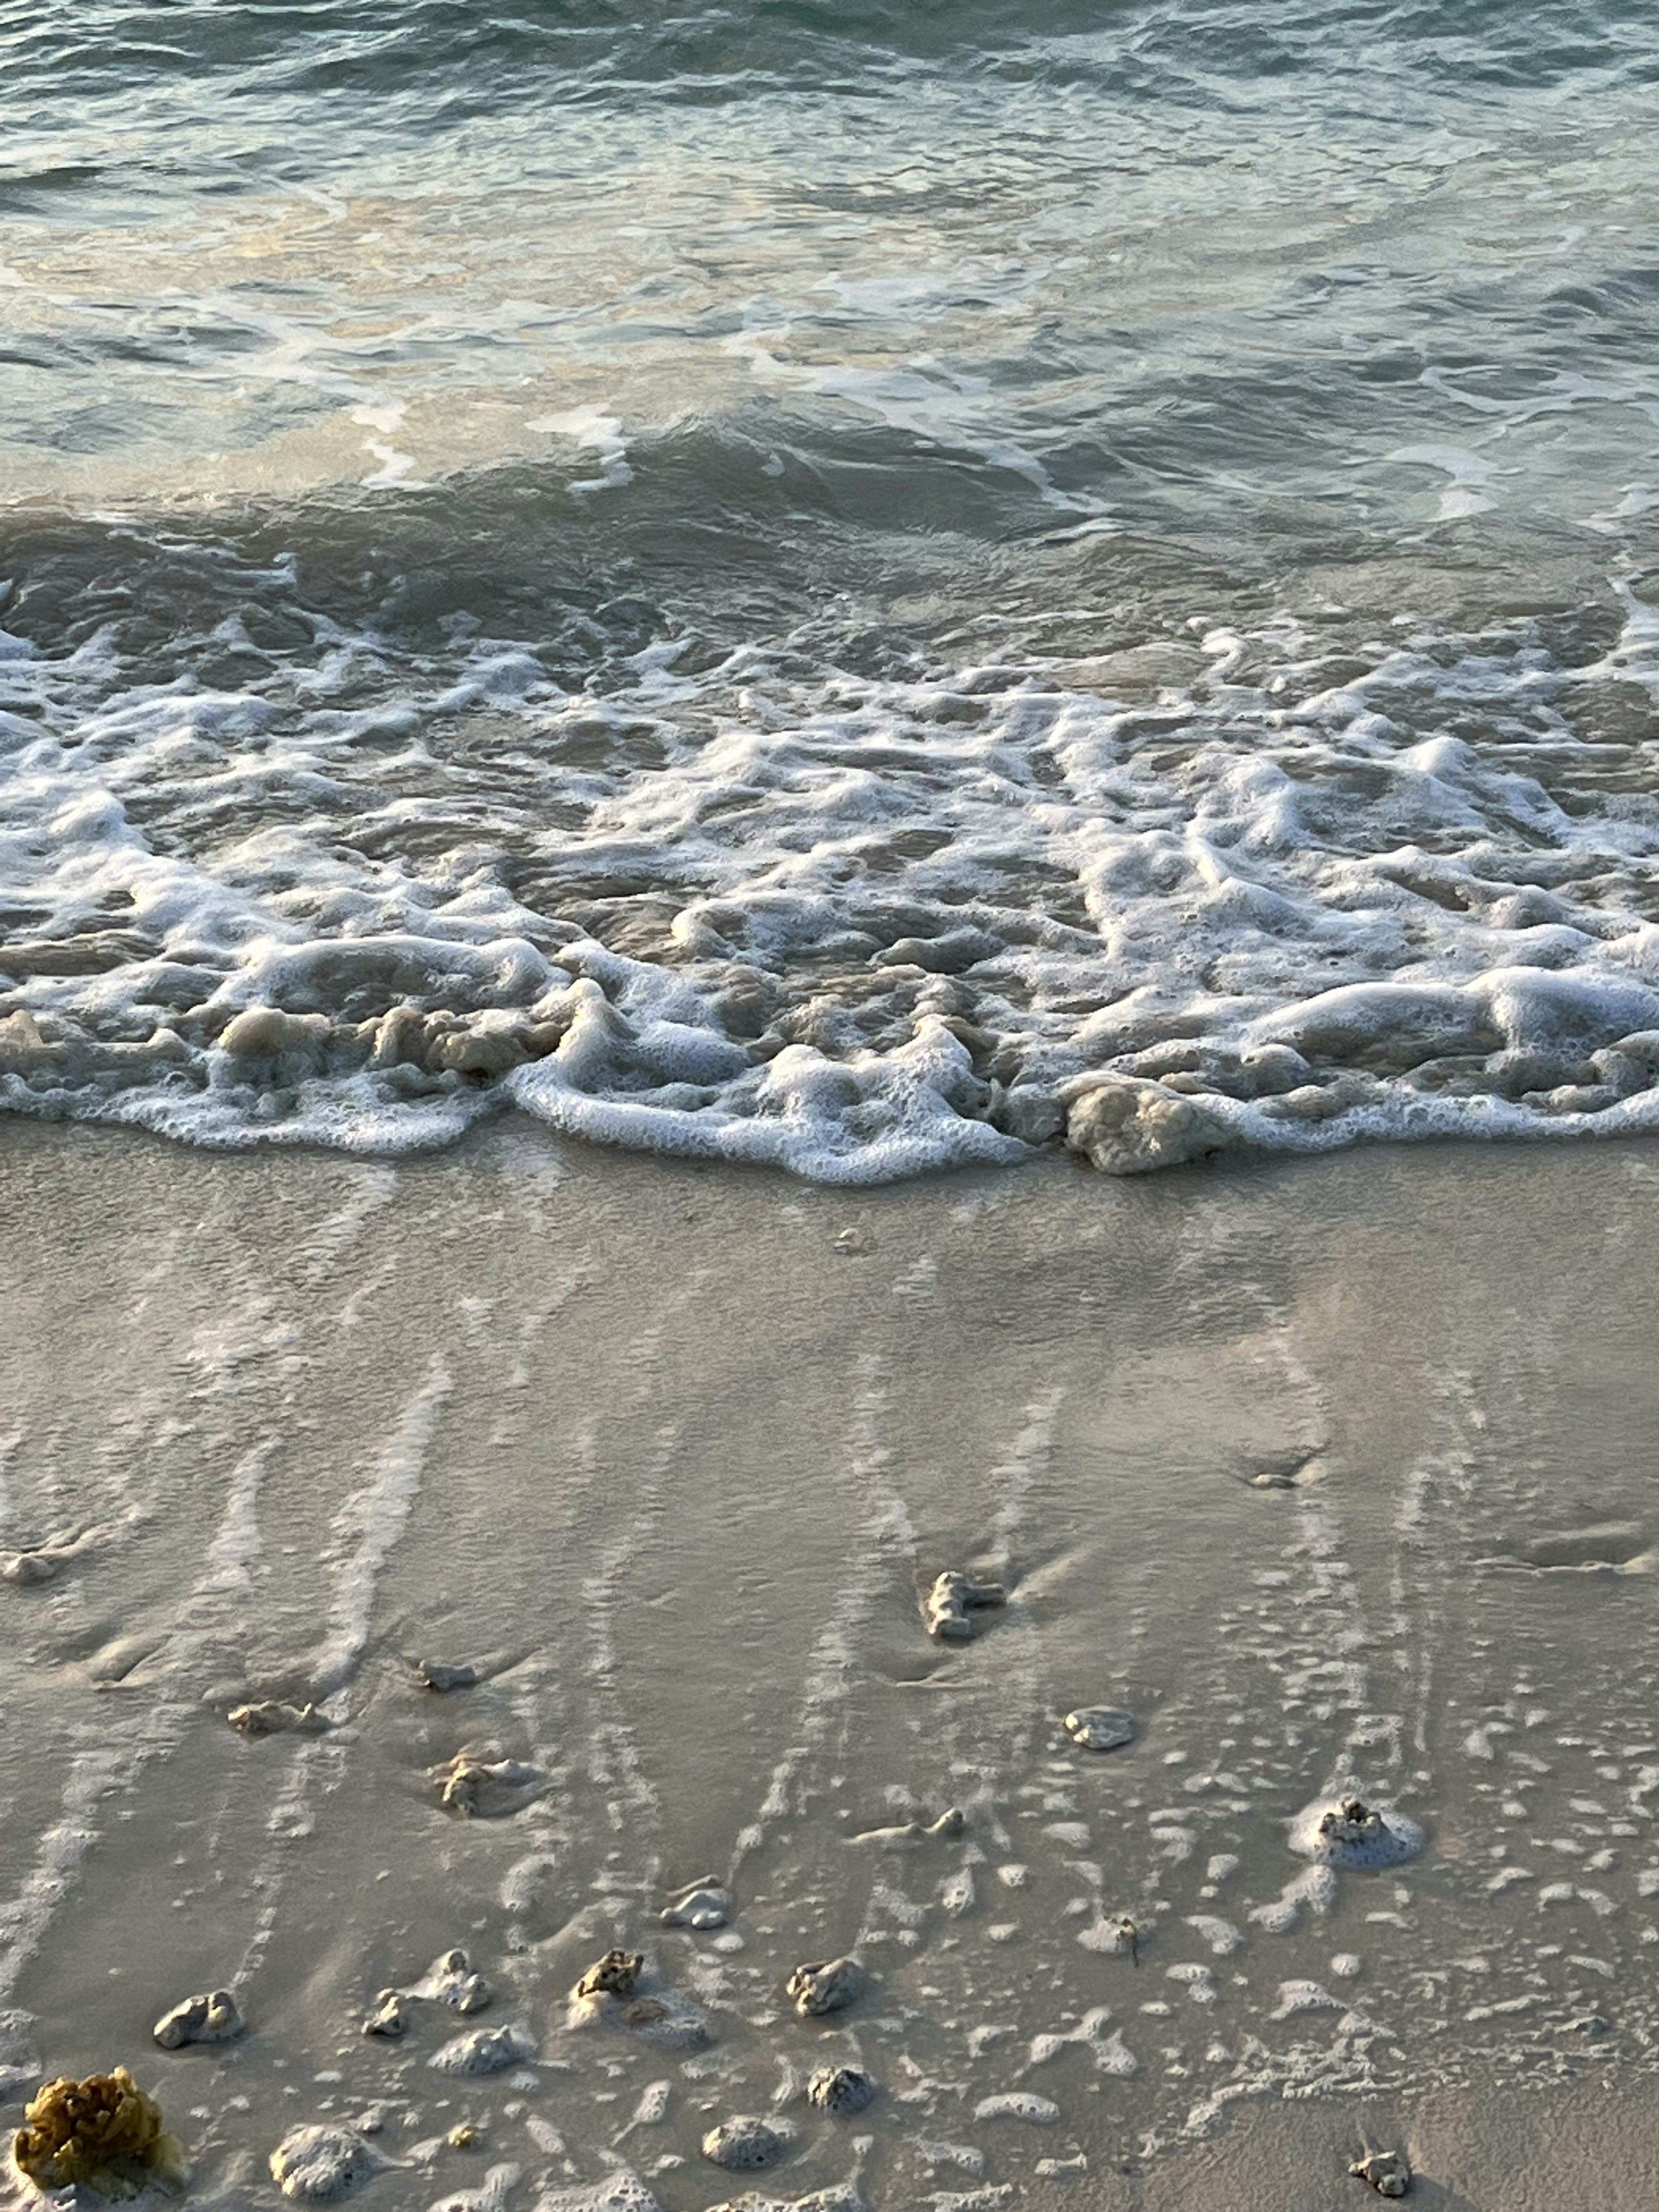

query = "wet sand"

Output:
[[2, 1121, 1659, 2210]]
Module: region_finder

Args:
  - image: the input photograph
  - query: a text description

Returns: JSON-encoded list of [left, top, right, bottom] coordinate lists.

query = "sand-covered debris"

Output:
[[416, 1948, 492, 2014], [12, 2069, 186, 2199], [228, 1700, 331, 1739], [701, 2116, 788, 2172], [153, 1989, 245, 2049], [1064, 1074, 1230, 1174], [786, 1957, 866, 2018], [433, 1752, 547, 1817], [1350, 2148, 1412, 2196], [807, 2066, 876, 2116], [661, 1881, 730, 1929], [852, 1808, 963, 1847], [361, 1991, 409, 2040], [1290, 1795, 1425, 1870], [922, 1570, 1006, 1643], [270, 2123, 384, 2203], [0, 1528, 99, 1588], [429, 2024, 535, 2077]]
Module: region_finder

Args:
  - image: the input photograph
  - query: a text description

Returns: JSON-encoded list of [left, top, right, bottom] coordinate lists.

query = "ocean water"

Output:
[[2, 0, 1657, 1178]]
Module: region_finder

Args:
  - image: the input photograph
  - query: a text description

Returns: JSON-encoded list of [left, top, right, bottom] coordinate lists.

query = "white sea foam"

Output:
[[5, 585, 1659, 1180]]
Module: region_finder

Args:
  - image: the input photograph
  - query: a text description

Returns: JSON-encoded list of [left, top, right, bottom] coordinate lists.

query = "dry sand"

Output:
[[2, 1120, 1659, 2210]]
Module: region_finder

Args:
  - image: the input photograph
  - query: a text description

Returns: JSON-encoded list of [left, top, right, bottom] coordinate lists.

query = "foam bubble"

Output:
[[9, 585, 1659, 1182]]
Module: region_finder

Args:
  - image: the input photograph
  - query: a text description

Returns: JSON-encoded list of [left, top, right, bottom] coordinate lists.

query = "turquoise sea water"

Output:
[[0, 2, 1656, 1174]]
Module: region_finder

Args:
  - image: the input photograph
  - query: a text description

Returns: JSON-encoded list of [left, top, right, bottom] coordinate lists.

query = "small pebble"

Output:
[[153, 1989, 245, 2050], [418, 1660, 480, 1693]]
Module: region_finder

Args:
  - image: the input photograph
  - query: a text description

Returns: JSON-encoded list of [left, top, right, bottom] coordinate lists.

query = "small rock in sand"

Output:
[[574, 1949, 644, 2001], [851, 1808, 964, 1847], [418, 1948, 492, 2014], [786, 1957, 866, 2018], [922, 1570, 1006, 1643], [1063, 1707, 1135, 1753], [270, 2124, 385, 2203], [429, 2024, 535, 2078], [228, 1700, 331, 1740], [153, 1989, 245, 2050], [417, 1660, 480, 1693], [1291, 1795, 1424, 1871], [361, 1991, 410, 2040], [702, 2117, 788, 2173], [661, 1881, 730, 1931], [1349, 2148, 1412, 2197], [807, 2066, 876, 2117]]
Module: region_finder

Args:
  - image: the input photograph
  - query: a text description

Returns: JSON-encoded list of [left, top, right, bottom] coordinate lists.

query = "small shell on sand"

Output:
[[1063, 1707, 1135, 1753], [1350, 2149, 1412, 2197], [1290, 1796, 1424, 1871], [574, 1950, 644, 2001], [807, 2066, 876, 2117], [661, 1881, 730, 1931], [418, 1949, 492, 2014], [786, 1957, 866, 2018], [922, 1570, 1007, 1644], [434, 1753, 546, 1818], [228, 1700, 331, 1739], [361, 1991, 410, 2040], [429, 2024, 535, 2077], [417, 1660, 480, 1692], [702, 2117, 787, 2173], [852, 1808, 963, 1848], [153, 1989, 245, 2050], [270, 2125, 384, 2203]]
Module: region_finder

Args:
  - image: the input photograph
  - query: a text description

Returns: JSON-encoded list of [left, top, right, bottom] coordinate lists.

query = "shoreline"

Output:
[[3, 1121, 1659, 2208]]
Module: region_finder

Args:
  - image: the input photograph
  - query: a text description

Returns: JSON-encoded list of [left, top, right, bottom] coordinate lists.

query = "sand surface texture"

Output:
[[3, 1125, 1659, 2209]]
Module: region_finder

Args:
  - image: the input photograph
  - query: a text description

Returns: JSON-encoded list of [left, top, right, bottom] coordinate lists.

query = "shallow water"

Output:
[[2, 1, 1658, 1175]]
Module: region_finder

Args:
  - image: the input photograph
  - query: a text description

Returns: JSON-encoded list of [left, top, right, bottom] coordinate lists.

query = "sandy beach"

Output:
[[2, 1122, 1658, 2209]]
